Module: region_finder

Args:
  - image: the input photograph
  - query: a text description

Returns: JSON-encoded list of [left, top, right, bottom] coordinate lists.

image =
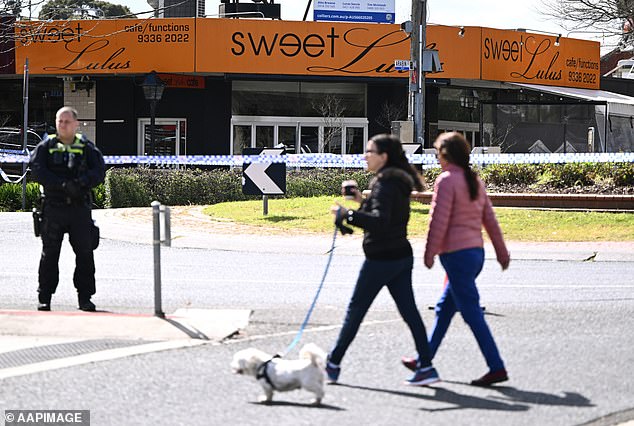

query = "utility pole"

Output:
[[409, 0, 426, 146]]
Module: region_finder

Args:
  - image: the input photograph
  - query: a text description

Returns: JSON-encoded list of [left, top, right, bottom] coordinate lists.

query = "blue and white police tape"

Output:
[[1, 152, 634, 170]]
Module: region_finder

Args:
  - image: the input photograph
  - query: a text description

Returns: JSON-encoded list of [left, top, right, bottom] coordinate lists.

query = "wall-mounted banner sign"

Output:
[[481, 28, 599, 89], [12, 17, 600, 89], [314, 0, 395, 24], [197, 20, 410, 78], [14, 18, 195, 75]]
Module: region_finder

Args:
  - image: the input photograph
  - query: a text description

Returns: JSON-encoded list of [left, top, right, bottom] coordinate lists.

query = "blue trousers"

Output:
[[329, 256, 433, 368], [429, 247, 505, 371]]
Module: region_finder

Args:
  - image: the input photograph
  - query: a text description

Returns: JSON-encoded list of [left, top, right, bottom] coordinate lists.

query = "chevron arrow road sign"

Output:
[[242, 148, 286, 195]]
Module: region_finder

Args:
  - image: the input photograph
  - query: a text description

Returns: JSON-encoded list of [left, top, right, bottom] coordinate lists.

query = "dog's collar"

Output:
[[256, 355, 281, 390]]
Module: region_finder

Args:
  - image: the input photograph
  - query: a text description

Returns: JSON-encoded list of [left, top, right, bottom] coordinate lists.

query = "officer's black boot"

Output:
[[78, 295, 96, 312], [37, 293, 51, 311]]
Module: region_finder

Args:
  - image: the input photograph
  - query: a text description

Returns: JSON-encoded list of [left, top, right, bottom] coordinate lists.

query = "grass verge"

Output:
[[202, 196, 634, 242]]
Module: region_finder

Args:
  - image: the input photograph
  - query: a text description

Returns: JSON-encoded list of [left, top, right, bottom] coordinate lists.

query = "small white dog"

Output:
[[231, 343, 327, 405]]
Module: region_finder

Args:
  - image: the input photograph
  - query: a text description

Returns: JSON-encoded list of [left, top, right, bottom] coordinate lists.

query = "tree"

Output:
[[312, 94, 346, 154], [541, 0, 634, 49], [375, 100, 407, 132], [0, 0, 22, 16], [38, 0, 134, 20]]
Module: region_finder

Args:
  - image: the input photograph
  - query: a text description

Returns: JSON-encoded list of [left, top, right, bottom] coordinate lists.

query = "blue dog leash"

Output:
[[281, 224, 339, 357]]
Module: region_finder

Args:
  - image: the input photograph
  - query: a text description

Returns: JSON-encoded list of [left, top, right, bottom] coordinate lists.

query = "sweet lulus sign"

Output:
[[13, 18, 600, 89]]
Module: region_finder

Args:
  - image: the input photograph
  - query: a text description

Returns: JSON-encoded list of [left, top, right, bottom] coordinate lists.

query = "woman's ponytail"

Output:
[[434, 132, 479, 200]]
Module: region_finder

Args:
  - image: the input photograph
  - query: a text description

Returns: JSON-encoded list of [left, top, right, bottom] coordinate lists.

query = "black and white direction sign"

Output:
[[401, 143, 422, 155], [242, 147, 286, 195]]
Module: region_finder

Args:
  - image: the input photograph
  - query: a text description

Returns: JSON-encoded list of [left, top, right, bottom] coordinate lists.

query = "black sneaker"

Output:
[[78, 300, 96, 312], [37, 303, 51, 311]]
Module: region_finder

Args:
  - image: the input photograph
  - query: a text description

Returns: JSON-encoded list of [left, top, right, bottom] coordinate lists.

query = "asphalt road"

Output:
[[0, 209, 633, 426]]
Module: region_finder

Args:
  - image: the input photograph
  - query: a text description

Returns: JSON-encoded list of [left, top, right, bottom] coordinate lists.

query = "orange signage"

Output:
[[197, 20, 410, 78], [12, 17, 600, 89], [425, 25, 480, 79], [14, 18, 195, 75], [481, 28, 600, 89]]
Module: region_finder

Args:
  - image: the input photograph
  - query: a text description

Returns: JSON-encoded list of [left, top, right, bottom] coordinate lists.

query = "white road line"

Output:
[[0, 339, 208, 379], [221, 319, 399, 345]]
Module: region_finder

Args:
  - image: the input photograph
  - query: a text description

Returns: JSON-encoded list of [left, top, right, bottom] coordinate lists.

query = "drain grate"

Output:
[[0, 339, 152, 369]]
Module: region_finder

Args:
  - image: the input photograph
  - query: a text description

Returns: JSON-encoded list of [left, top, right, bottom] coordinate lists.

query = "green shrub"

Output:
[[103, 167, 378, 208], [286, 169, 373, 197], [540, 163, 595, 187], [422, 167, 441, 187], [104, 168, 152, 208], [4, 162, 631, 211], [0, 182, 40, 211], [92, 183, 106, 208], [480, 164, 541, 186], [611, 163, 634, 186], [0, 181, 105, 211]]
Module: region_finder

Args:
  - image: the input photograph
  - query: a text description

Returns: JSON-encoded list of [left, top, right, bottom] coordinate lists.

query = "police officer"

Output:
[[30, 106, 105, 312]]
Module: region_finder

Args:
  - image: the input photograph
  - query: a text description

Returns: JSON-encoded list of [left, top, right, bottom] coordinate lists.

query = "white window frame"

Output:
[[230, 115, 368, 155], [137, 118, 187, 155]]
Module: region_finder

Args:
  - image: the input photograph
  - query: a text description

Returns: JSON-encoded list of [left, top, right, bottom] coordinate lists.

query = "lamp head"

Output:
[[141, 71, 165, 102]]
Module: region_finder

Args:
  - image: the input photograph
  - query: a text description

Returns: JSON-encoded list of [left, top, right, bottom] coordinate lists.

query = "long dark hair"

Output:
[[370, 133, 424, 191], [433, 132, 479, 200]]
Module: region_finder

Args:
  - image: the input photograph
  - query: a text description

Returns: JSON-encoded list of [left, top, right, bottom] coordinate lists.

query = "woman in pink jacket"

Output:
[[403, 131, 511, 386]]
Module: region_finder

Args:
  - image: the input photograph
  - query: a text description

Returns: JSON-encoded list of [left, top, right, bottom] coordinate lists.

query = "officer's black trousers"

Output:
[[38, 203, 95, 302]]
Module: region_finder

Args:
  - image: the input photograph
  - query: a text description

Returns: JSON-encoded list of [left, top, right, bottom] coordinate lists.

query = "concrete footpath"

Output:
[[0, 308, 251, 342]]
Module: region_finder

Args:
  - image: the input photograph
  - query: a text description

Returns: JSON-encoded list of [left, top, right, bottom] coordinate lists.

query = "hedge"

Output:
[[1, 162, 632, 210], [101, 163, 633, 208]]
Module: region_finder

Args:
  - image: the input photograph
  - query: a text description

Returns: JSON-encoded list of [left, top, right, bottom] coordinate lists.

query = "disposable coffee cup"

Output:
[[342, 180, 358, 199]]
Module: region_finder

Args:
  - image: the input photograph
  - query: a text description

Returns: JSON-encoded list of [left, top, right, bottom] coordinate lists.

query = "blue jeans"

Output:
[[429, 247, 505, 371], [329, 256, 433, 368]]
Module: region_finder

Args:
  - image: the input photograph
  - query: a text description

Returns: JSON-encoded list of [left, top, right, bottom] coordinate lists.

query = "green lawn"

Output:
[[202, 196, 634, 242]]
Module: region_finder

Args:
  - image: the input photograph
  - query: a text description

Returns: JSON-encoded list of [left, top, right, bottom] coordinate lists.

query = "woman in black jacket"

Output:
[[326, 134, 440, 386]]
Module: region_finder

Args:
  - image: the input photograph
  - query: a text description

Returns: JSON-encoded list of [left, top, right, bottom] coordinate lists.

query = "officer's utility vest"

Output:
[[44, 134, 91, 203], [46, 133, 87, 180]]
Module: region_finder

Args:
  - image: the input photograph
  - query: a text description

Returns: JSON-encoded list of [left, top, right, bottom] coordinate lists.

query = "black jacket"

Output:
[[30, 134, 105, 205], [345, 167, 414, 260]]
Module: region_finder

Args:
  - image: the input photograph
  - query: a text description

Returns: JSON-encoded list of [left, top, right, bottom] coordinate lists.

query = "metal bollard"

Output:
[[152, 201, 171, 318]]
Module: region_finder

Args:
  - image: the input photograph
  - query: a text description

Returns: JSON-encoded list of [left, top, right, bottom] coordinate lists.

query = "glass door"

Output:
[[435, 120, 480, 148], [230, 116, 368, 155], [233, 125, 252, 155], [255, 126, 274, 148], [138, 118, 187, 156], [345, 127, 365, 154], [300, 126, 318, 154], [278, 126, 298, 153]]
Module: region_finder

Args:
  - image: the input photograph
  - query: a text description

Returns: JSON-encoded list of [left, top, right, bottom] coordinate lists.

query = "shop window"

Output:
[[232, 81, 366, 117], [233, 125, 251, 155]]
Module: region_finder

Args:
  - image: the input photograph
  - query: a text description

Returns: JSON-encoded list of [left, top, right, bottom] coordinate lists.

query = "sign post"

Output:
[[242, 147, 286, 215]]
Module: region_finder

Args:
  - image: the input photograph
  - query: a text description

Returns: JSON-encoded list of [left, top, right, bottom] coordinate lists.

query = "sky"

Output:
[[110, 0, 569, 32], [61, 0, 620, 50]]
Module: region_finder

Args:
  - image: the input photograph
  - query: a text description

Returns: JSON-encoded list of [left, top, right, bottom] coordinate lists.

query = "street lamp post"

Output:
[[140, 71, 165, 156], [410, 0, 426, 146]]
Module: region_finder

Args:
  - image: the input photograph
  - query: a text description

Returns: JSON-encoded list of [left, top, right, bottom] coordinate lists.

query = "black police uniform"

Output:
[[30, 133, 105, 310]]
